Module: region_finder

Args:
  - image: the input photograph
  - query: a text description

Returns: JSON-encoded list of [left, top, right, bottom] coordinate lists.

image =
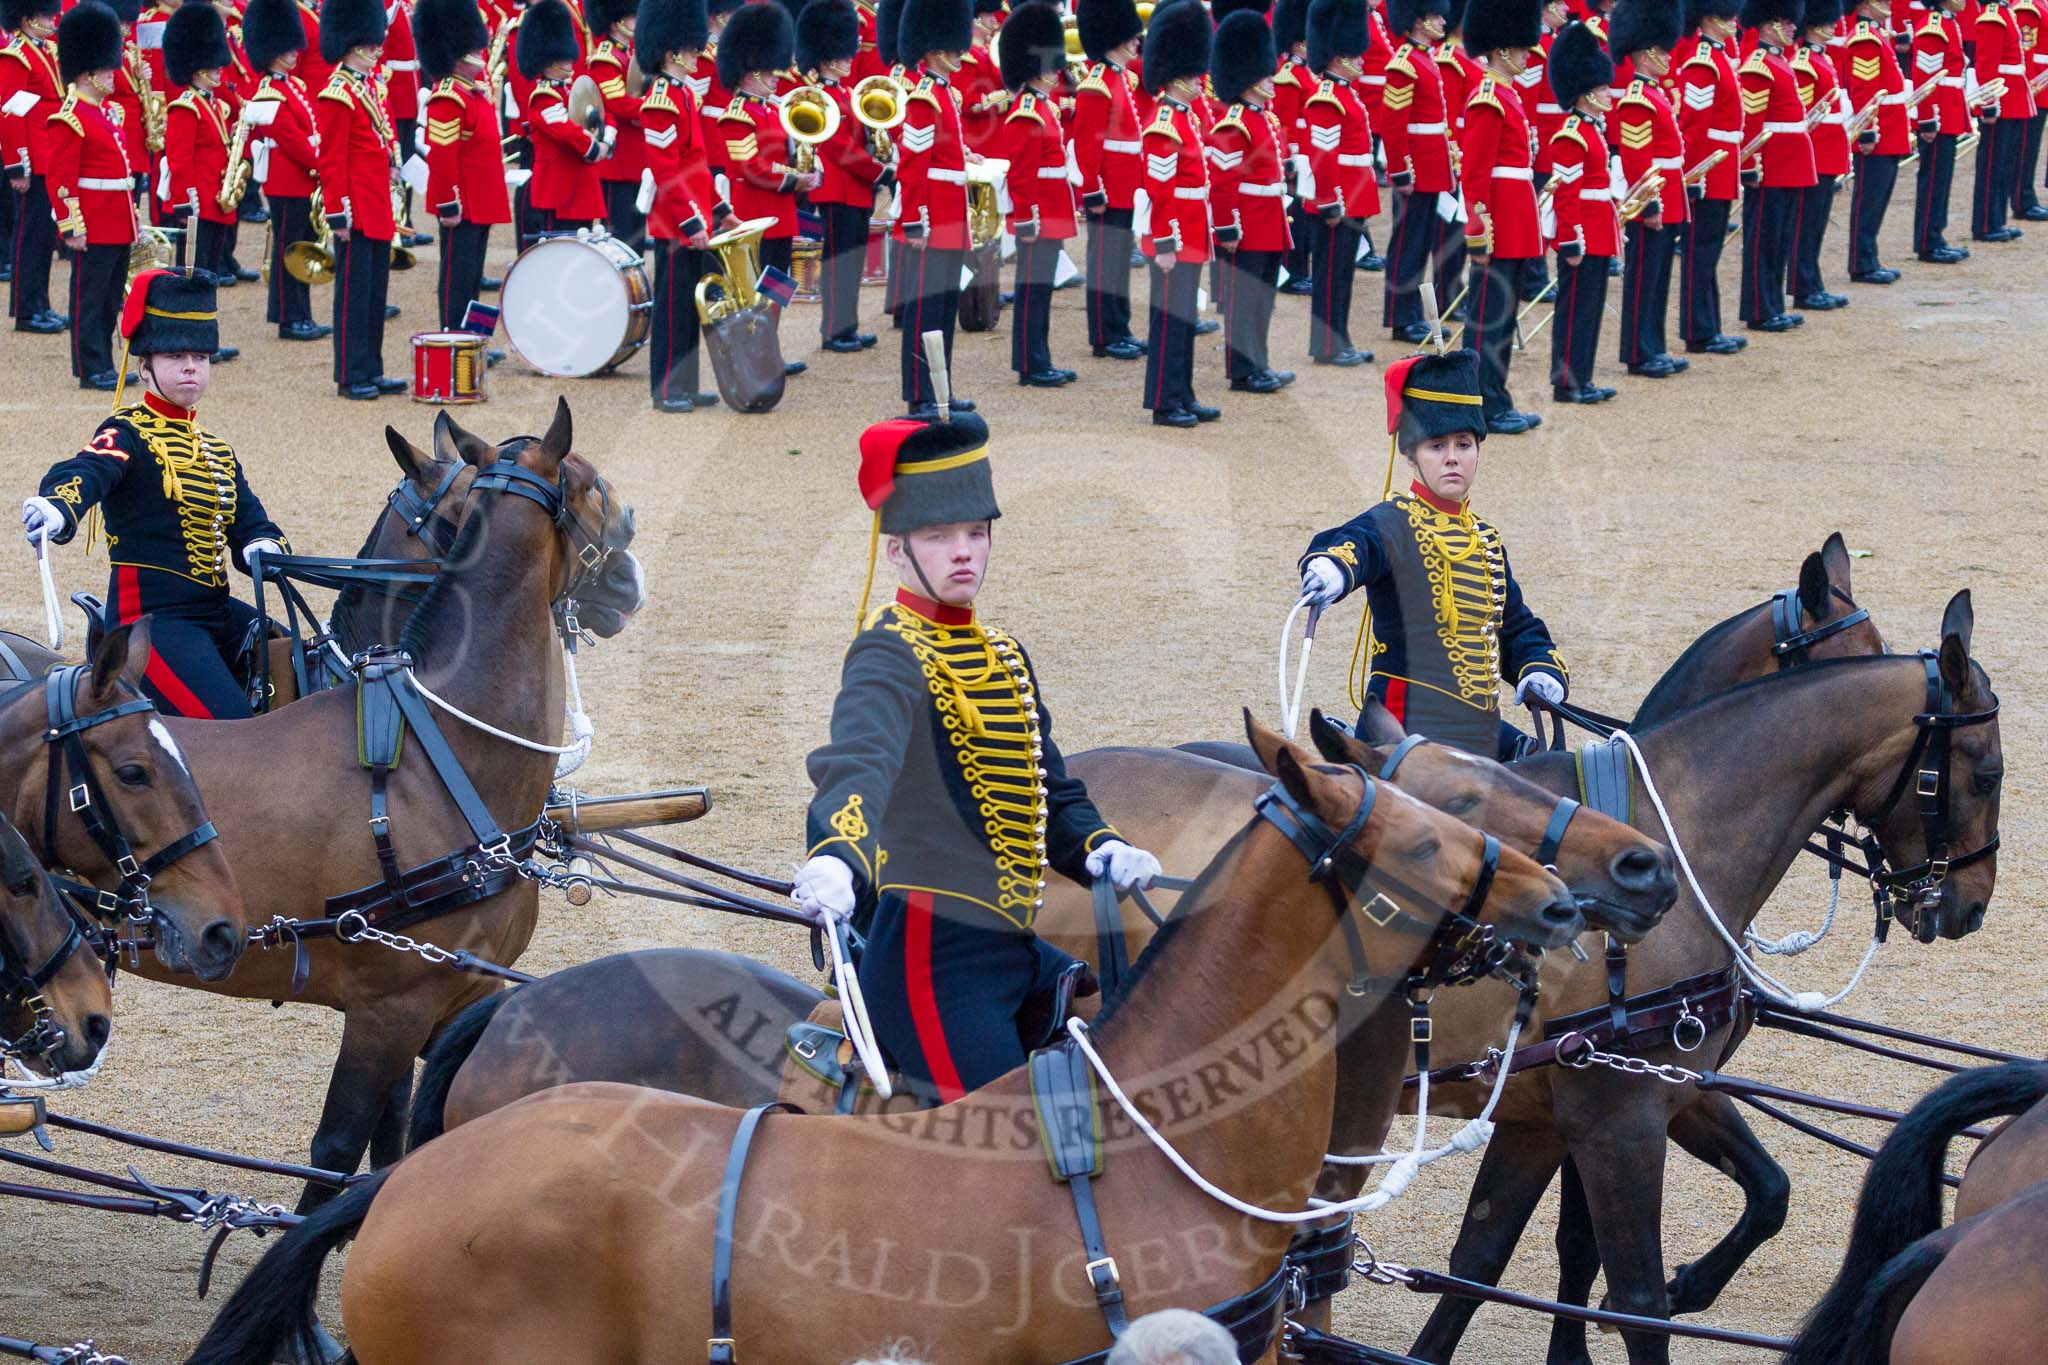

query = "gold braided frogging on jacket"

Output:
[[119, 404, 243, 587]]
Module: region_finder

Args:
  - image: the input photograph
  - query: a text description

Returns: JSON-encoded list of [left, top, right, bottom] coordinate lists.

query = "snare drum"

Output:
[[411, 331, 486, 404], [499, 231, 653, 377]]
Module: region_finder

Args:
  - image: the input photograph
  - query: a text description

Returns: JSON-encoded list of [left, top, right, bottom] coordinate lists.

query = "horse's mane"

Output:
[[1639, 651, 1959, 738], [1631, 599, 1769, 727], [1091, 822, 1255, 1029], [396, 503, 494, 670]]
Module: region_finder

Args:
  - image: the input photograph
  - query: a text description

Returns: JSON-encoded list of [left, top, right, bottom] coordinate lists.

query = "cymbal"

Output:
[[568, 73, 605, 132]]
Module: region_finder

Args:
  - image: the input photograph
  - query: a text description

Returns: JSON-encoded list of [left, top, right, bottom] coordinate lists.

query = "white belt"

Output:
[[1036, 165, 1067, 178], [1709, 127, 1740, 142], [77, 177, 129, 190], [1337, 152, 1370, 166], [1939, 76, 1964, 87], [1581, 188, 1613, 200], [928, 167, 967, 183], [1765, 120, 1805, 133], [1240, 181, 1285, 196], [1103, 138, 1140, 153], [1174, 185, 1208, 199], [2000, 62, 2025, 74], [1824, 112, 1849, 124], [1493, 166, 1534, 180], [1409, 121, 1447, 134], [1536, 102, 1563, 114], [1362, 75, 1386, 85], [1881, 91, 1910, 104], [386, 59, 418, 71], [1652, 155, 1682, 169], [703, 103, 728, 116]]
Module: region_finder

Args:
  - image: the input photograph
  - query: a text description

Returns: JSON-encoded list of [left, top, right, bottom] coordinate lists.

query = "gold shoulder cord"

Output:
[[125, 407, 240, 583]]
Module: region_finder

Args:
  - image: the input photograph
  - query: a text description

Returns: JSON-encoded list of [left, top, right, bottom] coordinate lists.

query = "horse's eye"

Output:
[[1973, 770, 2002, 797], [1447, 796, 1479, 816], [116, 764, 149, 787], [1407, 838, 1440, 861]]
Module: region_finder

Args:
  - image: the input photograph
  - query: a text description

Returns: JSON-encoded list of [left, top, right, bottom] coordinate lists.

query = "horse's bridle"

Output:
[[0, 859, 90, 1064], [386, 458, 469, 559], [467, 455, 630, 608], [1377, 731, 1583, 870], [1770, 585, 1870, 669]]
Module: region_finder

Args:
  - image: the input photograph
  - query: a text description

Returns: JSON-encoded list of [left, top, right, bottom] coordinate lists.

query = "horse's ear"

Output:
[[433, 411, 496, 469], [385, 425, 430, 484], [1797, 551, 1830, 620], [1358, 696, 1407, 746], [88, 618, 151, 706], [1308, 708, 1355, 762], [1938, 590, 1974, 697], [1272, 745, 1330, 815], [535, 396, 573, 473], [1244, 708, 1291, 775], [1820, 531, 1852, 596]]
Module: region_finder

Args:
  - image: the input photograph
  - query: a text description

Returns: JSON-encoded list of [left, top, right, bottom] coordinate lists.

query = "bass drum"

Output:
[[500, 232, 653, 377]]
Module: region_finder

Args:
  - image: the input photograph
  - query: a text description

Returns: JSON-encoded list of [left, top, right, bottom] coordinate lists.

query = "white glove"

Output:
[[241, 538, 284, 573], [21, 496, 63, 545], [1085, 839, 1162, 894], [791, 854, 857, 925], [1300, 555, 1345, 606], [1514, 672, 1566, 707]]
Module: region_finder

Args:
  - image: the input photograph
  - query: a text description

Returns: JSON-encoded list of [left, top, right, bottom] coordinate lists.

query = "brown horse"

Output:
[[0, 622, 247, 981], [189, 726, 1582, 1364], [4, 401, 643, 1202], [1783, 1061, 2048, 1365], [0, 813, 113, 1077]]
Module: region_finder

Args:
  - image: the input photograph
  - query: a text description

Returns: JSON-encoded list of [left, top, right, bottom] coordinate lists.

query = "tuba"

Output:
[[126, 225, 177, 286], [958, 158, 1007, 332], [779, 82, 840, 173], [693, 217, 786, 413], [851, 72, 906, 159]]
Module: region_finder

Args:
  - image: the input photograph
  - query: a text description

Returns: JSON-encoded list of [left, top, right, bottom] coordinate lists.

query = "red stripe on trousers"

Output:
[[1383, 678, 1408, 725], [144, 650, 213, 719], [903, 891, 966, 1103], [115, 566, 141, 624]]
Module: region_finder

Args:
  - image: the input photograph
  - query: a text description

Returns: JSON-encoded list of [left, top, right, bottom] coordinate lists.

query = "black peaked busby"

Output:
[[1210, 8, 1275, 102], [1307, 0, 1366, 69], [1441, 0, 1468, 31], [1076, 0, 1141, 61], [413, 0, 488, 82], [876, 0, 906, 62], [1140, 0, 1209, 92], [2, 0, 61, 30], [1737, 0, 1801, 30], [636, 0, 710, 72], [998, 0, 1064, 87], [898, 0, 970, 64], [1546, 20, 1609, 106], [1212, 0, 1269, 19], [164, 0, 231, 86], [1683, 0, 1740, 29], [121, 269, 220, 357], [516, 0, 581, 77], [765, 0, 804, 34], [319, 0, 387, 63], [706, 0, 743, 17], [859, 413, 999, 537], [797, 0, 861, 69], [715, 0, 792, 88], [241, 0, 308, 71], [57, 1, 122, 86], [1462, 0, 1539, 52], [585, 0, 638, 35], [1606, 0, 1679, 55], [1384, 351, 1486, 453], [1272, 0, 1310, 49], [1385, 0, 1449, 37]]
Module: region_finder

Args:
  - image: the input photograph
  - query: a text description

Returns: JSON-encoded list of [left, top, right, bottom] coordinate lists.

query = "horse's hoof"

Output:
[[1666, 1260, 1711, 1315]]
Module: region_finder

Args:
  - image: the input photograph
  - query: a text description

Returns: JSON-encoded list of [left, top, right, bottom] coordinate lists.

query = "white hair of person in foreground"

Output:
[[1104, 1308, 1239, 1365], [848, 1340, 929, 1365]]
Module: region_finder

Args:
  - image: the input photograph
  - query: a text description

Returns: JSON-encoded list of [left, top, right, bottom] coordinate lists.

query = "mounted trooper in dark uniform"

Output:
[[21, 268, 288, 718], [1297, 349, 1568, 759], [794, 411, 1161, 1105]]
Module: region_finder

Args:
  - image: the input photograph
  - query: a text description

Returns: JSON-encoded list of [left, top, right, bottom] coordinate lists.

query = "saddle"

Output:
[[1575, 736, 1634, 824]]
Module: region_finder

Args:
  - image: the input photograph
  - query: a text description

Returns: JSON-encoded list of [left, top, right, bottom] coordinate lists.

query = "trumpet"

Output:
[[780, 83, 840, 173], [1617, 168, 1667, 223], [851, 72, 906, 159], [694, 215, 773, 323]]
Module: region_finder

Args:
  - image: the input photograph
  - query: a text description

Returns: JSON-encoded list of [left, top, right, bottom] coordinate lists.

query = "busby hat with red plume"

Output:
[[1384, 350, 1486, 451]]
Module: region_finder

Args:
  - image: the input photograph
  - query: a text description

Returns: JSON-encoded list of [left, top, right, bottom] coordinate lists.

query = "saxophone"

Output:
[[217, 100, 256, 212], [129, 45, 166, 153]]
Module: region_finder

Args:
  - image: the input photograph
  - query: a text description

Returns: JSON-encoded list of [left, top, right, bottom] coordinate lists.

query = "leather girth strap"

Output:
[[1031, 1042, 1128, 1338], [709, 1102, 799, 1364], [1091, 873, 1133, 1000]]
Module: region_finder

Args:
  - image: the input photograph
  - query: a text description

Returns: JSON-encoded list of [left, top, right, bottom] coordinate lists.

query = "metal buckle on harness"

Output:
[[1410, 1016, 1434, 1044], [116, 854, 140, 880], [705, 1337, 737, 1361], [1915, 768, 1941, 799], [1361, 892, 1399, 927], [67, 783, 90, 813], [1924, 857, 1949, 883], [1084, 1255, 1122, 1294], [335, 909, 369, 942], [368, 814, 390, 838], [94, 889, 121, 917], [1556, 1031, 1593, 1068]]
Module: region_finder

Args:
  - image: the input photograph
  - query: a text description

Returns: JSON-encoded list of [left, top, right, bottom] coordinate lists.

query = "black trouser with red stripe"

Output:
[[11, 176, 56, 320], [1222, 246, 1280, 380], [1383, 187, 1437, 331], [331, 230, 391, 386], [1788, 175, 1836, 298], [1848, 154, 1899, 276], [65, 242, 122, 381], [194, 218, 231, 279], [1971, 115, 2021, 236], [1738, 185, 1795, 323], [1465, 254, 1523, 418], [899, 243, 962, 404], [1678, 195, 1732, 342], [266, 194, 314, 328], [602, 180, 645, 252], [1913, 132, 1957, 254], [1306, 215, 1359, 358], [817, 200, 870, 344], [1083, 205, 1137, 349], [2013, 110, 2045, 212], [649, 239, 706, 403], [1143, 257, 1200, 412], [1010, 234, 1059, 376], [436, 221, 490, 330], [106, 571, 259, 720], [1618, 221, 1675, 367], [1551, 250, 1607, 393]]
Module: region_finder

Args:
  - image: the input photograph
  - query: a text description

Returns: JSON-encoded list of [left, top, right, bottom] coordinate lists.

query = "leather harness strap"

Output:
[[1030, 1043, 1128, 1338], [708, 1102, 798, 1364], [1769, 586, 1869, 669], [0, 637, 30, 684]]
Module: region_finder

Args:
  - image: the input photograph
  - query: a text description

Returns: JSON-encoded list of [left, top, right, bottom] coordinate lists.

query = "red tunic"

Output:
[[45, 94, 135, 245], [1520, 30, 1564, 175], [383, 2, 421, 123], [526, 77, 607, 220], [424, 74, 512, 223], [316, 65, 399, 238], [1303, 74, 1379, 219], [953, 44, 1006, 153], [0, 34, 61, 176], [1272, 55, 1312, 157], [1738, 44, 1818, 187], [250, 72, 320, 199], [110, 44, 149, 166], [1001, 90, 1076, 239], [1071, 60, 1144, 210], [718, 93, 797, 237], [1975, 2, 2035, 117], [1911, 12, 1968, 134], [1206, 99, 1291, 251], [684, 50, 731, 172], [1380, 39, 1453, 192], [811, 77, 890, 208], [1140, 97, 1210, 262], [296, 1, 331, 95], [1547, 112, 1618, 256], [1359, 8, 1395, 128], [1793, 43, 1850, 175], [165, 88, 236, 225], [1460, 74, 1541, 257], [589, 39, 645, 187], [640, 73, 717, 239], [895, 72, 969, 249], [1614, 75, 1689, 223], [2018, 0, 2048, 112], [1840, 19, 1911, 156], [1675, 35, 1743, 200]]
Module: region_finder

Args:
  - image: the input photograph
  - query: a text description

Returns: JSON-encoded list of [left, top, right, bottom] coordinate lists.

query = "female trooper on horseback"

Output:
[[1297, 349, 1569, 760], [793, 412, 1163, 1105], [19, 268, 289, 719]]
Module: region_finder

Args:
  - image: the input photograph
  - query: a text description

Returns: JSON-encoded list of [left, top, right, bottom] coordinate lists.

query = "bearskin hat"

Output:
[[1798, 0, 1843, 27], [164, 0, 231, 85], [1461, 0, 1539, 52], [874, 0, 905, 61], [318, 0, 388, 63], [1441, 0, 1467, 30], [637, 0, 710, 69], [1307, 0, 1366, 67], [1140, 0, 1209, 91], [1385, 0, 1449, 36], [241, 0, 308, 70], [1272, 0, 1310, 48], [715, 0, 792, 85], [1683, 0, 1740, 28], [515, 0, 581, 76], [1076, 0, 1141, 60], [971, 0, 1004, 15], [101, 0, 140, 26], [1386, 352, 1487, 451], [996, 0, 1061, 84], [1606, 0, 1679, 54], [1209, 8, 1275, 100], [1545, 19, 1609, 104], [795, 0, 860, 68], [56, 0, 121, 85], [415, 0, 489, 82], [1212, 0, 1269, 19], [586, 0, 640, 34], [898, 0, 970, 62], [1, 0, 60, 29], [1737, 0, 1801, 29]]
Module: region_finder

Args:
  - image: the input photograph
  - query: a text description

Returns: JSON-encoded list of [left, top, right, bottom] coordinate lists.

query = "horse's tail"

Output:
[[1823, 1235, 1955, 1365], [184, 1168, 390, 1365], [406, 988, 512, 1151], [1782, 1061, 2048, 1365]]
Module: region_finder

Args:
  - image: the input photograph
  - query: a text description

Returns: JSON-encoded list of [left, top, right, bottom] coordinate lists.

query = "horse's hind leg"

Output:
[[299, 1007, 435, 1212], [1660, 1093, 1789, 1313], [1544, 1159, 1600, 1365], [1407, 1121, 1567, 1363], [1559, 1098, 1676, 1365], [369, 1067, 416, 1169]]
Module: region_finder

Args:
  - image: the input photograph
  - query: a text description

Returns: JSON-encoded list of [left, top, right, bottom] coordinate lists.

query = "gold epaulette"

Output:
[[1386, 44, 1416, 79], [1006, 91, 1037, 122], [1147, 103, 1180, 142], [169, 91, 200, 114], [1683, 45, 1717, 70], [643, 80, 677, 114], [47, 92, 80, 136], [249, 84, 284, 102], [1306, 77, 1344, 110], [906, 74, 940, 107], [1468, 75, 1502, 113], [318, 75, 355, 106], [1738, 48, 1768, 75], [717, 98, 754, 123], [1551, 112, 1585, 148], [1076, 63, 1109, 96], [1273, 64, 1300, 88]]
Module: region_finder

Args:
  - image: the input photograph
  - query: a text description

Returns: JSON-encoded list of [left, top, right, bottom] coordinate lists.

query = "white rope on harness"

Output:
[[1320, 1015, 1521, 1175], [3, 1040, 109, 1093], [1278, 595, 1319, 741], [1746, 855, 1841, 956], [1609, 729, 1881, 1014], [409, 671, 586, 756], [1062, 1015, 1517, 1224], [552, 646, 594, 780]]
